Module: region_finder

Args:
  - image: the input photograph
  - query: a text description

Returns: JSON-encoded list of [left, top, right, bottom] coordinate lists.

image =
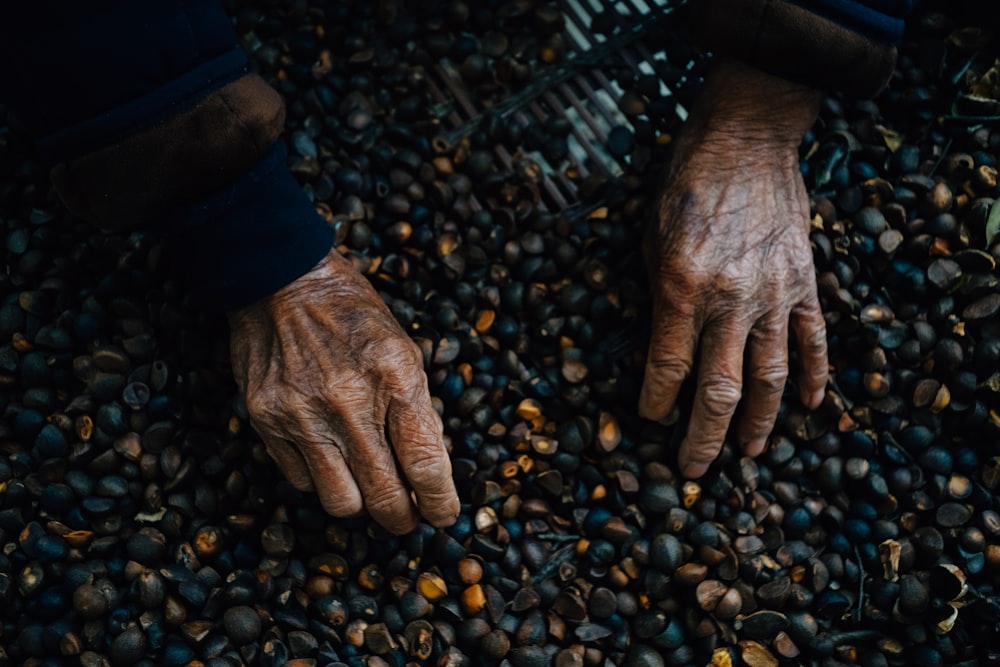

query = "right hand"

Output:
[[638, 60, 829, 478], [228, 248, 459, 534]]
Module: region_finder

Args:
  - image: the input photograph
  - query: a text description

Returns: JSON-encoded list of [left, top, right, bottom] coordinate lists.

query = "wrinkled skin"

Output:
[[229, 249, 459, 534], [639, 60, 830, 478]]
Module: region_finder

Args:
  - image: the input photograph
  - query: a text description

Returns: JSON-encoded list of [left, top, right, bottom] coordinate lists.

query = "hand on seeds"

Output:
[[639, 60, 829, 478], [229, 248, 460, 533]]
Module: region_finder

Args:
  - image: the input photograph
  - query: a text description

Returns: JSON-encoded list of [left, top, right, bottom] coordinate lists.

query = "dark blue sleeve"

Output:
[[0, 1, 248, 161], [0, 1, 333, 311], [790, 0, 917, 44]]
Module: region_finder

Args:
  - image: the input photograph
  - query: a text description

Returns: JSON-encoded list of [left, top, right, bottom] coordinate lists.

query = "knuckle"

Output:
[[286, 472, 315, 492], [752, 365, 788, 394], [800, 324, 828, 354], [682, 442, 720, 465], [646, 356, 692, 384], [698, 377, 742, 418], [378, 336, 419, 365], [742, 412, 777, 438], [245, 387, 281, 421], [405, 448, 452, 485]]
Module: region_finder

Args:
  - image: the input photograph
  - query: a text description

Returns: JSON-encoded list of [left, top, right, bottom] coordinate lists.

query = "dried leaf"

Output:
[[135, 508, 167, 523], [711, 647, 735, 667], [880, 539, 901, 582], [740, 640, 778, 667], [948, 27, 993, 51], [876, 125, 905, 152], [985, 199, 1000, 248], [937, 603, 959, 634]]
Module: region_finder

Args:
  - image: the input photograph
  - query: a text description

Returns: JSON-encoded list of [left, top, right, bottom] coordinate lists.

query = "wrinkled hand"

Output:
[[639, 60, 829, 478], [229, 248, 459, 533]]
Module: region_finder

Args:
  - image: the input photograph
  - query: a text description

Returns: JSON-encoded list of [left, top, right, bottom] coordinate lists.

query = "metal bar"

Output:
[[525, 101, 587, 203], [513, 109, 572, 211], [433, 61, 479, 119], [424, 75, 465, 128], [541, 90, 610, 177]]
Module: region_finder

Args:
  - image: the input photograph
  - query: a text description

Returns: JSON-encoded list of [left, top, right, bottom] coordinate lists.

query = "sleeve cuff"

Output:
[[157, 142, 335, 312], [691, 0, 901, 98]]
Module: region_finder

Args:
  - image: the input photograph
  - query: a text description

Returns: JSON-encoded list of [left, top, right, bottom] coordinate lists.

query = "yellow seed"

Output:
[[530, 436, 558, 456], [516, 399, 542, 421], [597, 412, 621, 452], [475, 310, 496, 333], [930, 384, 951, 414], [64, 530, 94, 548], [416, 572, 448, 601], [460, 584, 486, 614], [683, 481, 701, 508], [711, 647, 735, 667], [12, 332, 32, 352], [76, 415, 94, 442]]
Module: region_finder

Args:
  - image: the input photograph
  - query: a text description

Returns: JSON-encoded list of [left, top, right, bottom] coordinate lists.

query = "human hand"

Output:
[[228, 248, 459, 533], [639, 60, 829, 478]]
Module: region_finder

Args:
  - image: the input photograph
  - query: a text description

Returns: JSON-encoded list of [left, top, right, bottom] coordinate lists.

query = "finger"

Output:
[[387, 389, 459, 528], [260, 434, 314, 492], [737, 317, 789, 458], [295, 433, 364, 519], [638, 299, 699, 421], [340, 411, 421, 535], [791, 292, 829, 409], [679, 319, 748, 478]]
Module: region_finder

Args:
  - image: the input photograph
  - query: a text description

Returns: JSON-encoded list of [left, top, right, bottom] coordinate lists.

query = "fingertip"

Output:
[[385, 507, 421, 536], [678, 440, 711, 479], [682, 461, 710, 479], [804, 386, 826, 410], [743, 438, 767, 458], [420, 494, 461, 528], [290, 476, 315, 492]]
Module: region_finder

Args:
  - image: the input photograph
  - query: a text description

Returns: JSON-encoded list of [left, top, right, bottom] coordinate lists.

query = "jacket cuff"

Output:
[[157, 142, 335, 312], [49, 74, 285, 231], [691, 0, 899, 98]]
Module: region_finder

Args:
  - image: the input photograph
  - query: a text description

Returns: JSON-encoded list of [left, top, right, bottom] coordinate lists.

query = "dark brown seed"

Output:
[[364, 623, 397, 654], [109, 627, 147, 666], [73, 583, 109, 620], [737, 610, 789, 640], [756, 576, 791, 609], [223, 605, 261, 645], [937, 502, 973, 528], [480, 629, 511, 659], [963, 293, 1000, 321], [696, 580, 728, 612]]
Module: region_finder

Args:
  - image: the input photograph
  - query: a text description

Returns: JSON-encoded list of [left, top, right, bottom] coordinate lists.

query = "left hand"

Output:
[[228, 248, 459, 534]]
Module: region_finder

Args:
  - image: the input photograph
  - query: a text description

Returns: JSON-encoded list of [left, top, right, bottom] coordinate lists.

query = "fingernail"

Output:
[[744, 438, 766, 458], [682, 461, 710, 479]]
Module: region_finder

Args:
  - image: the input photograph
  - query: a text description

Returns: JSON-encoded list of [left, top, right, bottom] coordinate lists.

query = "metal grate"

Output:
[[421, 0, 703, 216]]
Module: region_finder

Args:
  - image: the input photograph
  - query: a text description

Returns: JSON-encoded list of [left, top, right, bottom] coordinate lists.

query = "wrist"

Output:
[[683, 59, 822, 153]]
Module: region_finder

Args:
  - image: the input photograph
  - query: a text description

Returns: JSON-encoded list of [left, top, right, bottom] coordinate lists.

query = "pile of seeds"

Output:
[[1, 1, 999, 666]]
